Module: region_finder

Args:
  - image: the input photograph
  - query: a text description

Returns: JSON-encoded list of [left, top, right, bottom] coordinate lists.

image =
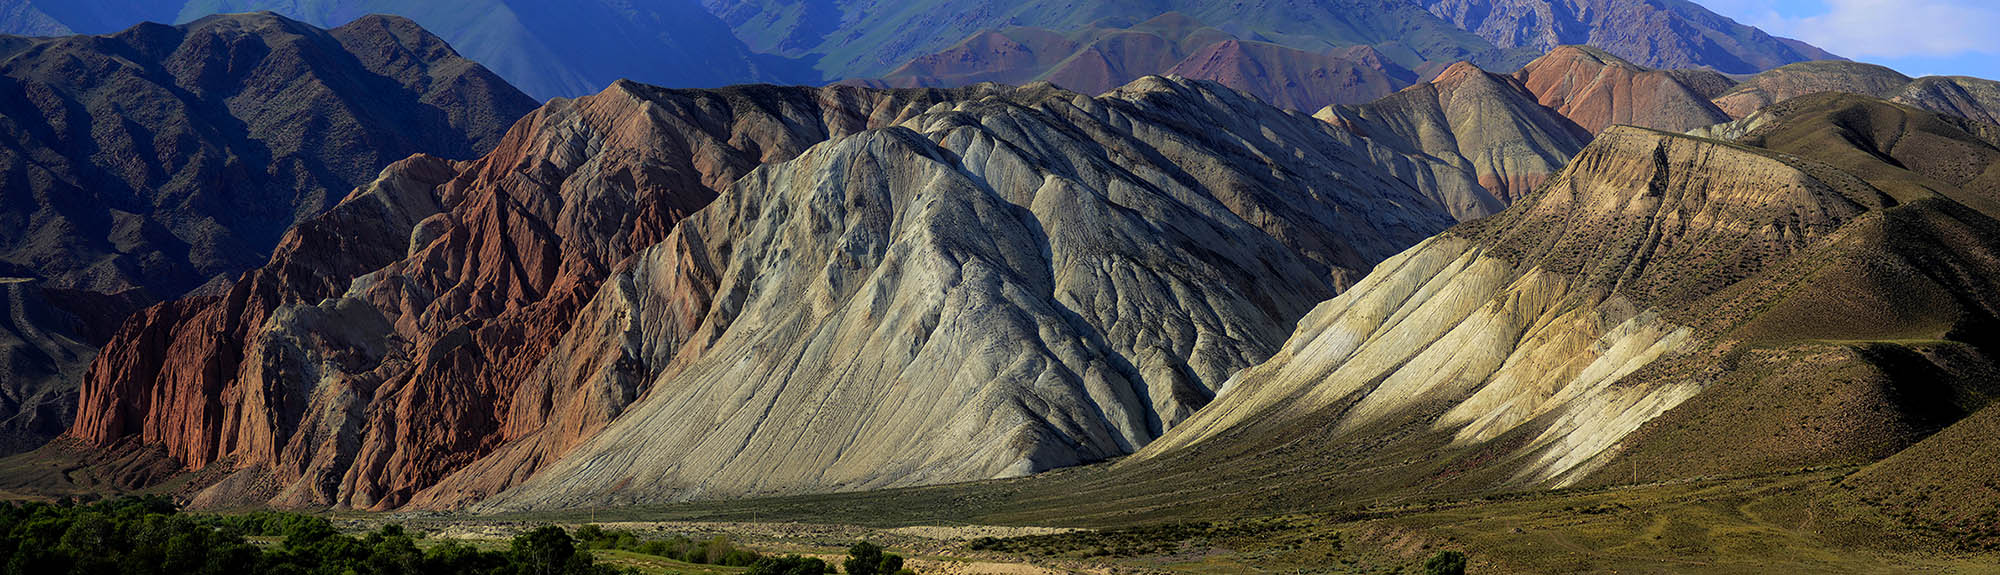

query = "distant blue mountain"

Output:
[[0, 0, 811, 99]]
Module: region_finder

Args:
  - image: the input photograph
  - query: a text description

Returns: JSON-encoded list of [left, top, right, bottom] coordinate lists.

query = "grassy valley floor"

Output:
[[449, 468, 2000, 574]]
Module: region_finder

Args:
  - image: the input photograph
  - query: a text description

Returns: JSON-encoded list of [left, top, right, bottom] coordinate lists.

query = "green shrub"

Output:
[[1424, 550, 1467, 575]]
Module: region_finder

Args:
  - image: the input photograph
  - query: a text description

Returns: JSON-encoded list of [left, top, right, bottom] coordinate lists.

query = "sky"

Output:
[[1697, 0, 2000, 79]]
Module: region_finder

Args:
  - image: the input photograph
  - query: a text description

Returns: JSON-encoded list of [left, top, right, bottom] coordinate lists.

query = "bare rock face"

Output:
[[1317, 62, 1590, 215], [1513, 45, 1732, 133], [1422, 0, 1837, 74], [466, 76, 1460, 511], [72, 76, 1479, 510]]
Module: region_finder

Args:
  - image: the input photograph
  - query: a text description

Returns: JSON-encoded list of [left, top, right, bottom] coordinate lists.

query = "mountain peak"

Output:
[[1514, 43, 1734, 133]]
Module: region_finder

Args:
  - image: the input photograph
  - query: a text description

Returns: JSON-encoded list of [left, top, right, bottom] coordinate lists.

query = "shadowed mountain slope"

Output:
[[869, 13, 1416, 111], [706, 0, 1512, 82], [0, 12, 534, 297], [172, 0, 810, 100], [0, 12, 533, 457]]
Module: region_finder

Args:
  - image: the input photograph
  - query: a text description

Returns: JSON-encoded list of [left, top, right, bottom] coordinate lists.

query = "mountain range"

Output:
[[2, 0, 1838, 104], [7, 3, 2000, 571]]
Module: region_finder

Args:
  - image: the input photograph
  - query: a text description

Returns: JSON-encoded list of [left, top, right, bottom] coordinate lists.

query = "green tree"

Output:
[[748, 554, 829, 575], [1424, 550, 1467, 575], [512, 526, 580, 575], [844, 541, 907, 575]]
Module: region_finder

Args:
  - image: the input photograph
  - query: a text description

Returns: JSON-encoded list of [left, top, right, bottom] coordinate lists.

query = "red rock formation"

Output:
[[1513, 45, 1733, 133], [69, 82, 1017, 509]]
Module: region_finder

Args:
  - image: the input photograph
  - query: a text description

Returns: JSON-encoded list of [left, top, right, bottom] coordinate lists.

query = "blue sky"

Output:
[[1697, 0, 2000, 79]]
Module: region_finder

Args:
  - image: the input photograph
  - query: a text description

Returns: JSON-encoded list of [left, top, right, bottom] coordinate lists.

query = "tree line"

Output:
[[0, 496, 915, 575]]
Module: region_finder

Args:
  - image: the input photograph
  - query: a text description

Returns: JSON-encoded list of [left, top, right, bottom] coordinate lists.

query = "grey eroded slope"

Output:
[[466, 78, 1465, 510]]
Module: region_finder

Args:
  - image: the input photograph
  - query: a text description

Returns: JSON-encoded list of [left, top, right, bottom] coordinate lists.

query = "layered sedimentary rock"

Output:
[[1317, 62, 1589, 215], [462, 77, 1465, 511], [1513, 45, 1732, 133], [71, 80, 1014, 509], [1421, 0, 1836, 73], [1114, 94, 2000, 513], [74, 76, 1479, 510], [0, 12, 535, 297]]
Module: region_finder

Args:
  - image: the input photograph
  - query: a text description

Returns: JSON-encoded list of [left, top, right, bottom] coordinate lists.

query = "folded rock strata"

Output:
[[72, 76, 1483, 510]]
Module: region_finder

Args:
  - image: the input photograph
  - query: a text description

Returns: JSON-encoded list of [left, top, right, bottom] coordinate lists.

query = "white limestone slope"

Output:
[[1133, 126, 1884, 487]]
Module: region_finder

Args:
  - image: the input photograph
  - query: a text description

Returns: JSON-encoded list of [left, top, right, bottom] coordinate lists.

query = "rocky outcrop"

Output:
[[72, 76, 1482, 510], [1317, 62, 1589, 215], [1513, 45, 1732, 133], [1422, 0, 1838, 73]]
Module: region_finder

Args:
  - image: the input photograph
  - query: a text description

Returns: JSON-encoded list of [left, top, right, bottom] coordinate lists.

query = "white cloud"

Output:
[[1740, 0, 2000, 59]]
